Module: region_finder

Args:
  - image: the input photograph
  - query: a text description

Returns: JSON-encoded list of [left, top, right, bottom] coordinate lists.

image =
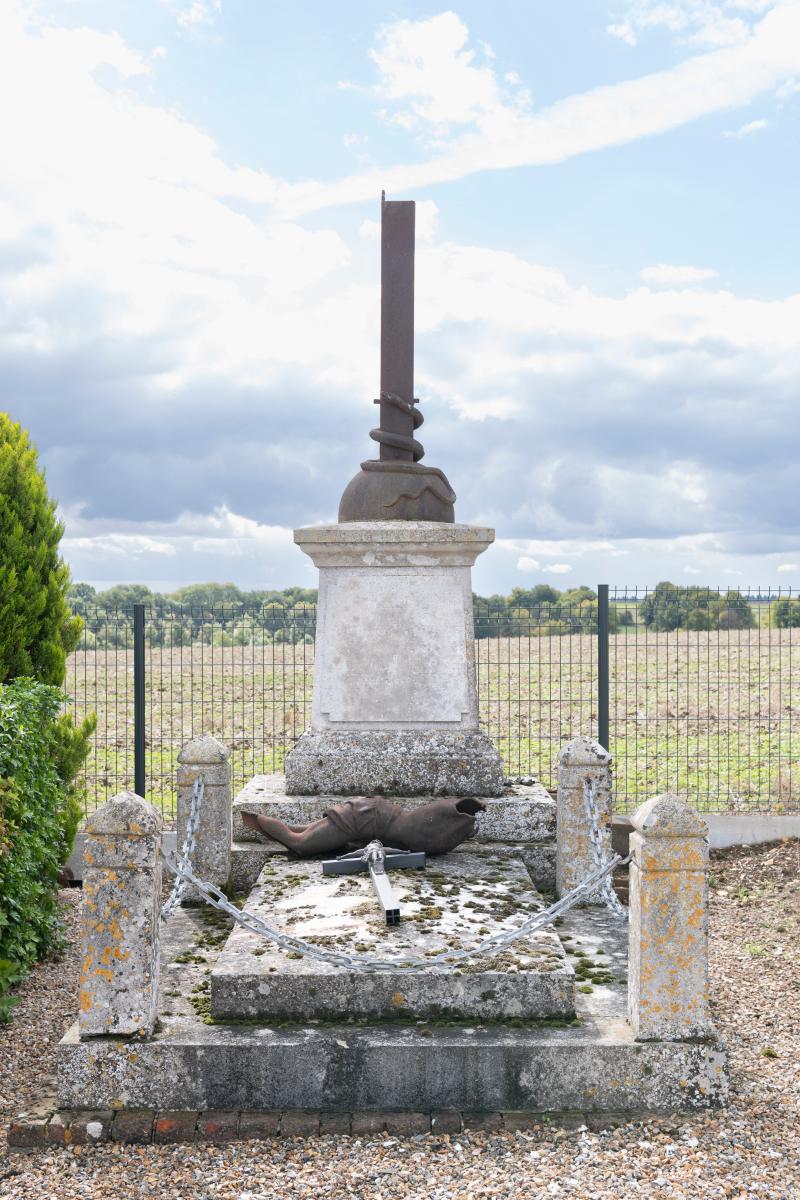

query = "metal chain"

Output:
[[161, 772, 630, 968], [583, 778, 628, 921], [163, 848, 628, 973], [160, 775, 204, 921]]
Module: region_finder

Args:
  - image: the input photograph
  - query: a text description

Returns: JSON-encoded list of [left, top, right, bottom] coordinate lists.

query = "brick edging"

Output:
[[7, 1106, 629, 1150]]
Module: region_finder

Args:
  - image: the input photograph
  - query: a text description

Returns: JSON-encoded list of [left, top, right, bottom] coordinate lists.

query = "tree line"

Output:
[[65, 579, 796, 648]]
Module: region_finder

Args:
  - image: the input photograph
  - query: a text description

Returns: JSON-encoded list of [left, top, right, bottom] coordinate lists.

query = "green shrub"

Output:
[[0, 414, 82, 685], [0, 678, 73, 1021]]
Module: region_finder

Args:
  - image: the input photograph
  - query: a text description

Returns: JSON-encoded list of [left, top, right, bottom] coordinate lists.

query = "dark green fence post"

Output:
[[597, 584, 610, 752], [133, 603, 146, 798]]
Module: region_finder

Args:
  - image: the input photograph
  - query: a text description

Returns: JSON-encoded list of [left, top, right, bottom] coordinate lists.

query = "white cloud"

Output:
[[63, 533, 177, 558], [517, 556, 541, 571], [542, 563, 573, 575], [723, 116, 769, 135], [777, 562, 799, 572], [369, 12, 531, 140], [640, 264, 718, 285], [607, 1, 776, 49], [3, 4, 800, 591], [683, 565, 703, 573], [280, 3, 800, 215], [163, 0, 222, 29]]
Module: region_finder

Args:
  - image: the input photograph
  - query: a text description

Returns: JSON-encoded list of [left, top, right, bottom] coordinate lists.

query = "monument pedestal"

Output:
[[285, 522, 504, 797]]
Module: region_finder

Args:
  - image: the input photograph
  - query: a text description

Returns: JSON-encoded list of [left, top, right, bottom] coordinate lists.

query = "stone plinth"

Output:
[[628, 794, 713, 1041], [210, 854, 572, 1022], [177, 735, 231, 901], [285, 523, 504, 796], [79, 791, 162, 1038], [556, 737, 612, 901]]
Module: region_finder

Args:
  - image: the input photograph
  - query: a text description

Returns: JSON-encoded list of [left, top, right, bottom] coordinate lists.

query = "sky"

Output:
[[1, 0, 799, 596]]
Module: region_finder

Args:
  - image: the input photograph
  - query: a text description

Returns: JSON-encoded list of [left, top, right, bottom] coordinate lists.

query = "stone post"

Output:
[[556, 736, 612, 899], [176, 734, 231, 901], [79, 791, 162, 1038], [628, 793, 712, 1041]]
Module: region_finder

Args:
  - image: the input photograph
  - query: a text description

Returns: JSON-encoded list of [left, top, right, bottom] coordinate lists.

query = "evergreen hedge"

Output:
[[0, 679, 72, 1021]]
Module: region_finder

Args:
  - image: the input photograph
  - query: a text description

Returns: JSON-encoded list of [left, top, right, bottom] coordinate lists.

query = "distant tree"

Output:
[[640, 583, 755, 632], [94, 583, 155, 610], [771, 598, 800, 628], [169, 582, 244, 607], [66, 582, 97, 618], [509, 585, 561, 609]]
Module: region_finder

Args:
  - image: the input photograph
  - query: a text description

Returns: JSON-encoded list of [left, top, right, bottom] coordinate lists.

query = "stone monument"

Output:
[[285, 193, 504, 798], [40, 195, 729, 1147]]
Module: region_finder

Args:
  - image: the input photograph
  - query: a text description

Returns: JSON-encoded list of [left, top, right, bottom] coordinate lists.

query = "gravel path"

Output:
[[1, 840, 798, 1200]]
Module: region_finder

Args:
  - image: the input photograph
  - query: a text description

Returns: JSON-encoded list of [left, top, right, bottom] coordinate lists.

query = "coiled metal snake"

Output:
[[370, 392, 425, 461]]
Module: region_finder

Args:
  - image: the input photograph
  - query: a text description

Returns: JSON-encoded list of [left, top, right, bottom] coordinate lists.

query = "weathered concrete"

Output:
[[177, 735, 231, 901], [285, 523, 504, 795], [79, 792, 162, 1039], [556, 737, 612, 902], [59, 897, 728, 1116], [210, 854, 572, 1022], [229, 838, 557, 897], [628, 794, 713, 1041], [58, 1012, 727, 1115], [286, 729, 504, 796]]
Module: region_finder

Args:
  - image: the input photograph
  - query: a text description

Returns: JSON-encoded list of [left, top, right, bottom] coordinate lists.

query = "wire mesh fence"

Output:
[[64, 586, 800, 820]]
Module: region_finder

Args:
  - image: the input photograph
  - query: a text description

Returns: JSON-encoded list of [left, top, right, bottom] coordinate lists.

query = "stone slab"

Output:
[[229, 838, 557, 897], [233, 775, 554, 842], [285, 730, 505, 796], [57, 1017, 727, 1114], [210, 854, 572, 1022]]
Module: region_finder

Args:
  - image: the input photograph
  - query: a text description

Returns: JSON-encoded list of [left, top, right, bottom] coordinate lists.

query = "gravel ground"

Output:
[[0, 840, 798, 1200]]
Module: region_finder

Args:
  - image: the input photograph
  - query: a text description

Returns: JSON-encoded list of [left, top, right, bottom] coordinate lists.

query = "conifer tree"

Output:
[[0, 413, 94, 859], [0, 413, 82, 683]]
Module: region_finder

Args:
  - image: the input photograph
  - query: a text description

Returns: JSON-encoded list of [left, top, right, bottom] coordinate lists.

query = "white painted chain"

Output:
[[160, 775, 204, 922], [583, 778, 628, 921]]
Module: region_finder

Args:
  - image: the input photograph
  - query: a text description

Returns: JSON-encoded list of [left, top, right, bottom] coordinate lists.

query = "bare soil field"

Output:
[[65, 628, 800, 819]]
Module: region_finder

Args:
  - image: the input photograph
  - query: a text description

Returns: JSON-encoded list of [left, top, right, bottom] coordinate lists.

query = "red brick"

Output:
[[319, 1112, 351, 1136], [350, 1112, 386, 1136], [46, 1112, 72, 1146], [197, 1110, 239, 1142], [238, 1111, 281, 1140], [68, 1111, 113, 1145], [112, 1109, 155, 1144], [7, 1115, 50, 1150], [154, 1111, 199, 1144], [462, 1112, 503, 1131], [431, 1110, 462, 1134], [280, 1111, 320, 1137], [501, 1112, 542, 1132], [384, 1112, 430, 1136]]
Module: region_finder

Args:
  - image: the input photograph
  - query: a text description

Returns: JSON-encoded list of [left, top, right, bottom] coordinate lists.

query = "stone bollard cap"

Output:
[[630, 793, 708, 837], [84, 791, 163, 837], [558, 735, 611, 766], [178, 734, 229, 764]]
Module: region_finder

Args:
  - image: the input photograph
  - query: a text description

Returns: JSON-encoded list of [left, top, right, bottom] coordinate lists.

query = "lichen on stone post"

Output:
[[79, 791, 162, 1039], [176, 734, 231, 901], [628, 793, 713, 1041], [556, 736, 612, 900]]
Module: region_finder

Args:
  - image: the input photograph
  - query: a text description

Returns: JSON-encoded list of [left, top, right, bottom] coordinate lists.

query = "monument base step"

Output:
[[57, 906, 728, 1115], [210, 853, 572, 1022]]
